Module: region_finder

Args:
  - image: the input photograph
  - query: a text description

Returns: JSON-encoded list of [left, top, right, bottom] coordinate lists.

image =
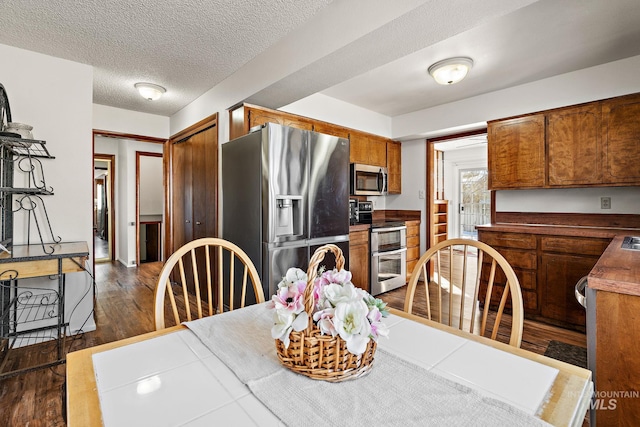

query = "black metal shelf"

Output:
[[0, 187, 54, 196], [0, 136, 54, 159]]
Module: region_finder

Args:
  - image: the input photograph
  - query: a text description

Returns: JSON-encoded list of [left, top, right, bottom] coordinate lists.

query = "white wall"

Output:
[[139, 156, 163, 215], [93, 104, 170, 139], [281, 93, 392, 137], [94, 137, 163, 267], [496, 187, 640, 214], [0, 43, 95, 335], [384, 139, 427, 253]]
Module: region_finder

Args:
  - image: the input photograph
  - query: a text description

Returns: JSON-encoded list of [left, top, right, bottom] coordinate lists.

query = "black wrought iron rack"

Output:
[[0, 135, 60, 255]]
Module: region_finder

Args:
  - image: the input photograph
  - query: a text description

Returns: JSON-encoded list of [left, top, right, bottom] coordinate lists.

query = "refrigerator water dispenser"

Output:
[[275, 196, 303, 237]]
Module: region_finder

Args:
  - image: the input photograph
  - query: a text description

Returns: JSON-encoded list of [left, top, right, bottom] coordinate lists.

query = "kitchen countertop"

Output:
[[476, 223, 638, 239], [588, 234, 640, 296]]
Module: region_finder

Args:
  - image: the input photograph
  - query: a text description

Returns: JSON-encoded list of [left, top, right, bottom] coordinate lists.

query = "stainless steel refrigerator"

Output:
[[222, 123, 349, 300]]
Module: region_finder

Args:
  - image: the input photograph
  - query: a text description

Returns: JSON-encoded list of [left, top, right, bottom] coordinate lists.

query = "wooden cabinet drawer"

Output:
[[481, 262, 536, 291], [406, 246, 420, 262], [406, 235, 419, 249], [406, 224, 419, 237], [349, 230, 369, 245], [540, 236, 610, 256], [479, 231, 537, 250], [494, 248, 537, 270]]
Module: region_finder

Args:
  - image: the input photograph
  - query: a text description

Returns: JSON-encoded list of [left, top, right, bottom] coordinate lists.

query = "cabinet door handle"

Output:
[[574, 276, 588, 308], [185, 220, 190, 223], [196, 221, 201, 225]]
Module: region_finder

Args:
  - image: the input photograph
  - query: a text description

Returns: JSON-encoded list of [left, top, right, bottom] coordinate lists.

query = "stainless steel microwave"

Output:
[[350, 164, 387, 196]]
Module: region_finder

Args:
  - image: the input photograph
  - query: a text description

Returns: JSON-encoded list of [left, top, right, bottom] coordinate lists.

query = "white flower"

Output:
[[319, 281, 359, 308], [278, 267, 307, 288], [272, 309, 309, 348], [333, 299, 372, 355]]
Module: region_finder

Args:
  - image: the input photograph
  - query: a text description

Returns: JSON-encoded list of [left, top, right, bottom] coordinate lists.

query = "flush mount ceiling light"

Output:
[[428, 57, 474, 85], [134, 82, 166, 101]]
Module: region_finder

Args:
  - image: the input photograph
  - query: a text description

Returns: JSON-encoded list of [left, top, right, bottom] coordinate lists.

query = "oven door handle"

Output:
[[372, 226, 407, 233], [372, 247, 407, 257]]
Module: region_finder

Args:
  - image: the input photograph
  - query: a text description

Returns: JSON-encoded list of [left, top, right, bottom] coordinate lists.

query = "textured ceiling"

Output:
[[1, 0, 639, 123], [0, 0, 333, 116]]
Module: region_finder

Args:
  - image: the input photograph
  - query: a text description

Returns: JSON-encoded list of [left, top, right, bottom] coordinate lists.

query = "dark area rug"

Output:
[[544, 340, 588, 369]]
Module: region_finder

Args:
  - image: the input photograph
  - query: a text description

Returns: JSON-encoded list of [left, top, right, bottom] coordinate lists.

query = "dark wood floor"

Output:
[[0, 260, 587, 426]]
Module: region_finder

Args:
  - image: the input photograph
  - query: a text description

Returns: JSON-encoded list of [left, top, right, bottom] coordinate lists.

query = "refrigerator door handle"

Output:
[[574, 276, 588, 308]]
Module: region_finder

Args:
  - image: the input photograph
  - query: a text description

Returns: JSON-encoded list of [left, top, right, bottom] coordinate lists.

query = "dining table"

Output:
[[66, 305, 593, 426]]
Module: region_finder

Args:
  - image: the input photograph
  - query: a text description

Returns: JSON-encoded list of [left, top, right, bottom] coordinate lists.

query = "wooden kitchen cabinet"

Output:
[[587, 235, 640, 425], [488, 92, 640, 189], [539, 235, 609, 327], [488, 114, 545, 189], [405, 220, 420, 280], [229, 103, 312, 140], [387, 140, 401, 194], [478, 228, 611, 330], [312, 121, 350, 139], [478, 230, 539, 315], [601, 92, 640, 184], [349, 131, 387, 167], [547, 103, 602, 186], [349, 229, 370, 291]]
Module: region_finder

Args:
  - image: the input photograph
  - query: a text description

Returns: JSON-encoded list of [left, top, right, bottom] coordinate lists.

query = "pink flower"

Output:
[[271, 280, 306, 314], [313, 308, 337, 336], [367, 306, 389, 340]]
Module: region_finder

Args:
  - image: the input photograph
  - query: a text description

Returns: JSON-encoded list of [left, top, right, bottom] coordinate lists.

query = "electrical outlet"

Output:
[[601, 197, 611, 209], [418, 190, 425, 199]]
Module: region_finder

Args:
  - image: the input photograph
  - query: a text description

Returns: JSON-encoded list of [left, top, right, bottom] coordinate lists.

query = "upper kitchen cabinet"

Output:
[[229, 104, 313, 140], [488, 114, 545, 189], [488, 92, 640, 190], [387, 140, 401, 194], [601, 92, 640, 184], [312, 121, 350, 139], [349, 130, 387, 167], [547, 103, 602, 186]]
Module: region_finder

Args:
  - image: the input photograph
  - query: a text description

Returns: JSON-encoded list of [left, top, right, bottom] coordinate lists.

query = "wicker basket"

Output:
[[274, 243, 377, 382]]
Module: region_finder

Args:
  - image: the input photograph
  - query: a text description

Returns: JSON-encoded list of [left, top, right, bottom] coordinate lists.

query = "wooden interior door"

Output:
[[167, 114, 218, 299], [171, 138, 193, 250]]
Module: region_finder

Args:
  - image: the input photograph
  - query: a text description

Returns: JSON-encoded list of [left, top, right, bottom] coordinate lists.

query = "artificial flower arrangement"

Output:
[[269, 265, 389, 356]]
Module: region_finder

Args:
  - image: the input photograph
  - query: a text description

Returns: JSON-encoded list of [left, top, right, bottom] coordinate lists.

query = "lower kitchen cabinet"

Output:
[[478, 228, 610, 330], [405, 220, 420, 280], [349, 229, 370, 292]]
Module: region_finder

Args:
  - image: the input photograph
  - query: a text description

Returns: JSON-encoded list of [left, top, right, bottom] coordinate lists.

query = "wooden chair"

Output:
[[403, 238, 524, 347], [154, 237, 265, 330]]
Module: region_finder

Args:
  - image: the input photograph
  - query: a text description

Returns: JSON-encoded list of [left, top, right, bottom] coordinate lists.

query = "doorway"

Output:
[[458, 168, 490, 240], [94, 155, 115, 262], [427, 130, 487, 246], [137, 152, 163, 265], [93, 130, 166, 269]]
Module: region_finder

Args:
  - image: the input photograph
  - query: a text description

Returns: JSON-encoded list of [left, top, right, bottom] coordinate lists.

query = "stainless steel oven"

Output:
[[370, 222, 406, 296], [350, 164, 387, 196]]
